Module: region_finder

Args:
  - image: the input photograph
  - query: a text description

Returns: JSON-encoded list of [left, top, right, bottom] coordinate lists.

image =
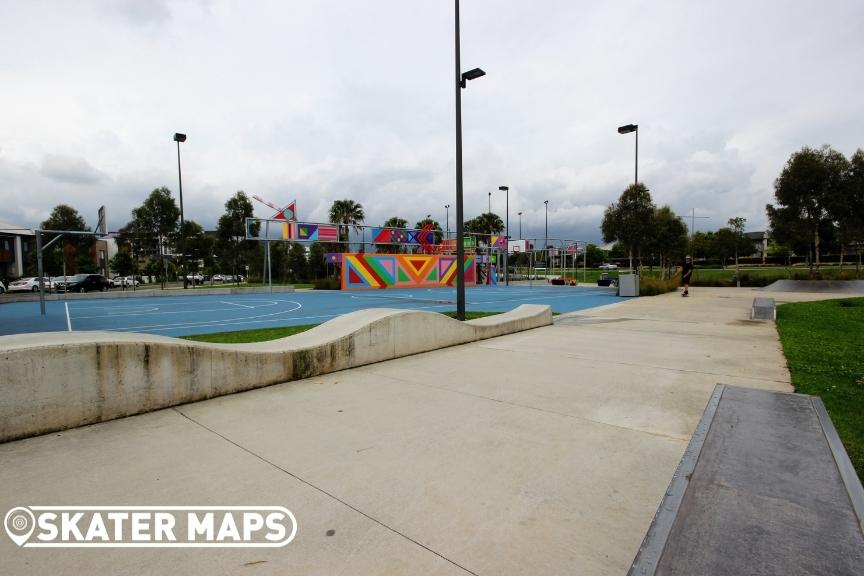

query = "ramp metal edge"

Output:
[[626, 384, 725, 576], [812, 396, 864, 535]]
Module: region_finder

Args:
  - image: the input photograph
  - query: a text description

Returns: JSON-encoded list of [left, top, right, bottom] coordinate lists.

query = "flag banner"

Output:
[[282, 201, 296, 221], [317, 224, 338, 242], [325, 253, 343, 264], [298, 223, 318, 241]]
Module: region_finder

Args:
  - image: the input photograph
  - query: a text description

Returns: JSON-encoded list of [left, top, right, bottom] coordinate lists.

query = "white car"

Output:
[[598, 263, 619, 270], [0, 280, 5, 294], [7, 277, 52, 293], [114, 276, 140, 287]]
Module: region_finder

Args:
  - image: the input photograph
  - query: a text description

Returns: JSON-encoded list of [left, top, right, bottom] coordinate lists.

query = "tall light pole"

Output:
[[544, 200, 549, 264], [499, 185, 509, 286], [173, 132, 188, 289], [617, 123, 638, 185], [454, 0, 485, 320], [444, 204, 450, 240], [518, 211, 522, 239]]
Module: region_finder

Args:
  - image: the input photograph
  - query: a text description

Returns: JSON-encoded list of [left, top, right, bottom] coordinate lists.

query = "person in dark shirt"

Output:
[[681, 255, 693, 297]]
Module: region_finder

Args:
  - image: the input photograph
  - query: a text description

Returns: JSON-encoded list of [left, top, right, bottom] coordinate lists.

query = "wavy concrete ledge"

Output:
[[0, 304, 552, 442]]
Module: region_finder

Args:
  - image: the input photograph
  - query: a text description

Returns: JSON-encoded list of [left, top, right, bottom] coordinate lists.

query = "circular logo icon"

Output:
[[4, 507, 35, 547]]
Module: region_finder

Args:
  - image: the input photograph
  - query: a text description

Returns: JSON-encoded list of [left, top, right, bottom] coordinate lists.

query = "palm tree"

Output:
[[329, 199, 365, 252]]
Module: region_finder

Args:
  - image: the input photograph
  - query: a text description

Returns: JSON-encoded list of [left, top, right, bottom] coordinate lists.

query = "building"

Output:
[[0, 220, 35, 280], [746, 231, 769, 263]]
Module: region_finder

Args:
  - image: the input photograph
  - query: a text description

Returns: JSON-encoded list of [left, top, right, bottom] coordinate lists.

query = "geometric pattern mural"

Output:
[[341, 254, 476, 290]]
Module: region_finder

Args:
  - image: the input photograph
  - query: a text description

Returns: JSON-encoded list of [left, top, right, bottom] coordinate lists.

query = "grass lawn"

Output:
[[182, 324, 319, 343], [182, 311, 506, 343], [776, 297, 864, 479]]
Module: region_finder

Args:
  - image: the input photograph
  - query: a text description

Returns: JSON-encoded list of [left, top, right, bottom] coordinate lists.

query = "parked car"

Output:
[[56, 274, 111, 293], [185, 273, 204, 285], [7, 277, 52, 293], [113, 276, 140, 287], [598, 263, 618, 270], [0, 281, 5, 294]]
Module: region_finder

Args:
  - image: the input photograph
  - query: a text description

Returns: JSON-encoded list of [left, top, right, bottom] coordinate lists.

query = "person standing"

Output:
[[681, 255, 693, 297]]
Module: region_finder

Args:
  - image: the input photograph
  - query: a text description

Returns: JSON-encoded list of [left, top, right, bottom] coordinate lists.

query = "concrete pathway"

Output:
[[0, 287, 839, 575]]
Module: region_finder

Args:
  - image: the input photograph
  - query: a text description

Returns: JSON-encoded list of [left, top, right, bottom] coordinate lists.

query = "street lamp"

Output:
[[617, 123, 638, 185], [445, 204, 450, 240], [544, 200, 549, 264], [455, 0, 485, 321], [488, 191, 492, 214], [173, 132, 188, 289], [499, 185, 509, 286], [518, 211, 522, 239]]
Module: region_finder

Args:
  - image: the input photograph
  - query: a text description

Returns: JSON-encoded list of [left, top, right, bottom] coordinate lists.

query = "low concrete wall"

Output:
[[0, 285, 296, 304], [0, 305, 552, 442]]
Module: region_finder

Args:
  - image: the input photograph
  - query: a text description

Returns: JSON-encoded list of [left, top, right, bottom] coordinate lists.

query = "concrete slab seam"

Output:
[[627, 383, 726, 576], [171, 407, 480, 576]]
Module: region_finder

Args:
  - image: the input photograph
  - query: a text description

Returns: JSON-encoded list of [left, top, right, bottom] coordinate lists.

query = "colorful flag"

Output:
[[318, 225, 338, 242]]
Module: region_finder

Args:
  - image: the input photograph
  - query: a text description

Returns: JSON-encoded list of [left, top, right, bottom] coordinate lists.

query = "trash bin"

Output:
[[618, 273, 639, 297]]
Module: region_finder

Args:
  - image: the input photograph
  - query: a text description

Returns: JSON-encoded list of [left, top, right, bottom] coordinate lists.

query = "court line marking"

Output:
[[104, 300, 304, 332], [222, 300, 254, 309]]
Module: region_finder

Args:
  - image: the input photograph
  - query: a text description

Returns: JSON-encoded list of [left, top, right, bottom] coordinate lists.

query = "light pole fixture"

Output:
[[455, 0, 485, 321], [173, 132, 188, 289], [617, 123, 638, 185], [445, 204, 450, 239], [544, 200, 549, 263], [518, 211, 522, 240], [499, 185, 509, 286]]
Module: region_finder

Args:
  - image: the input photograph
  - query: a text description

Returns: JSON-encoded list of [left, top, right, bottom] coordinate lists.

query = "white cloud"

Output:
[[0, 0, 861, 241]]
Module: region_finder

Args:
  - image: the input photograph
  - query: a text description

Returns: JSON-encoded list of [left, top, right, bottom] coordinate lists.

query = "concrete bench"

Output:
[[751, 296, 776, 320]]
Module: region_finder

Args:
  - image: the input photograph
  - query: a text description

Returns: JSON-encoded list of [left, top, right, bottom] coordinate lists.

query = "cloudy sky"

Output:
[[1, 0, 862, 243]]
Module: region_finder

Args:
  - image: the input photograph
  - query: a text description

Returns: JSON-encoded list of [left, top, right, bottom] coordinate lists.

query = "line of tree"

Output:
[[767, 145, 864, 272]]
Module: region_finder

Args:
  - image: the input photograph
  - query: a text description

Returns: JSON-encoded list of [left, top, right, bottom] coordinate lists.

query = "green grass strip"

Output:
[[776, 297, 864, 479], [181, 311, 506, 344]]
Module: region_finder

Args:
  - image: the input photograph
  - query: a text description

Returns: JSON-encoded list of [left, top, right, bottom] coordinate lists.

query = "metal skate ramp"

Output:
[[629, 384, 864, 576]]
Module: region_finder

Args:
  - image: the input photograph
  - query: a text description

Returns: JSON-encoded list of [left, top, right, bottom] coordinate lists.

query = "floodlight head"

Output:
[[460, 67, 486, 87], [498, 186, 508, 191], [617, 124, 637, 134], [173, 133, 187, 142]]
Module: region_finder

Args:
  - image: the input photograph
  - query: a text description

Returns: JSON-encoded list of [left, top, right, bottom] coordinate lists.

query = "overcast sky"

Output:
[[1, 0, 862, 243]]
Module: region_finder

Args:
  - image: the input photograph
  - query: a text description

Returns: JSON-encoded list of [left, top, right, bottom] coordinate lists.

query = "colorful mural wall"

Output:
[[341, 254, 476, 290]]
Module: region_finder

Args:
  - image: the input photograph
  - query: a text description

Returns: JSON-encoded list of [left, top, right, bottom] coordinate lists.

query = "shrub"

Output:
[[638, 276, 680, 296], [313, 277, 341, 290]]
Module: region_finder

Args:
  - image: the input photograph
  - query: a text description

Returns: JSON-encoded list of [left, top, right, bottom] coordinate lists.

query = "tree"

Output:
[[602, 183, 655, 272], [584, 244, 606, 268], [216, 191, 258, 283], [329, 199, 365, 251], [727, 217, 750, 280], [768, 145, 849, 272], [828, 148, 864, 273], [39, 204, 94, 275], [109, 248, 135, 277], [287, 242, 307, 281], [651, 206, 688, 277], [464, 212, 503, 245], [129, 187, 180, 287], [307, 242, 327, 280]]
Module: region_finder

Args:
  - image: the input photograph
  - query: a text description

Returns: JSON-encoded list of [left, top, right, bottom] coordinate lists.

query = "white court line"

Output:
[[221, 300, 254, 309], [70, 300, 282, 320], [65, 302, 72, 332], [106, 301, 303, 332]]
